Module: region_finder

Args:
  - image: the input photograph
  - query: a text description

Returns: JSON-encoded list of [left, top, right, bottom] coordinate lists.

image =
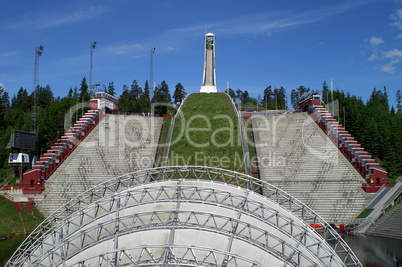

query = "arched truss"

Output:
[[7, 166, 362, 266]]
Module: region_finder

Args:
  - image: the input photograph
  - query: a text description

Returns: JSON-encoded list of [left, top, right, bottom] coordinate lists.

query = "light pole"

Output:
[[150, 47, 156, 94], [33, 45, 44, 134], [90, 41, 97, 98]]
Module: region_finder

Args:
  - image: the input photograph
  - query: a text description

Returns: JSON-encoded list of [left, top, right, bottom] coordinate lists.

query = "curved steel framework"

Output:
[[7, 166, 362, 266]]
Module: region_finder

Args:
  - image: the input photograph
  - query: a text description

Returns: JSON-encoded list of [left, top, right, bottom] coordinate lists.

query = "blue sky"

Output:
[[1, 0, 401, 107]]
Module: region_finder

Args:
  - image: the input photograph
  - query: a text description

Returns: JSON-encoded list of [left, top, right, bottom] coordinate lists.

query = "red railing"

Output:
[[299, 99, 388, 192], [18, 109, 106, 194]]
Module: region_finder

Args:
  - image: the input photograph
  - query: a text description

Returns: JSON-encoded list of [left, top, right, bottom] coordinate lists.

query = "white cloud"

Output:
[[370, 49, 402, 72], [4, 5, 106, 30], [163, 1, 365, 38], [369, 9, 402, 73], [380, 59, 401, 73], [385, 48, 402, 58], [369, 54, 378, 61], [0, 52, 16, 58], [367, 36, 384, 61], [101, 44, 144, 55], [391, 9, 402, 30], [368, 36, 384, 46]]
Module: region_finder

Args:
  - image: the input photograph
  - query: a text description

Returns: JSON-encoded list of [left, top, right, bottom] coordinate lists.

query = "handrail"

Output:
[[224, 92, 239, 117], [381, 180, 402, 212], [307, 104, 387, 187], [223, 93, 251, 177], [354, 180, 402, 233], [159, 93, 192, 167], [161, 116, 175, 167]]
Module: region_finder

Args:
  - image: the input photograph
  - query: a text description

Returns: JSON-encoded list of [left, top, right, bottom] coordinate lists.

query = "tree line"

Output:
[[321, 84, 402, 180], [227, 85, 314, 110]]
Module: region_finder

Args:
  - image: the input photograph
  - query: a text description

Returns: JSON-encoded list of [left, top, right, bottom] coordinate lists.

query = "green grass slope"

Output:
[[0, 198, 45, 237], [169, 93, 244, 171]]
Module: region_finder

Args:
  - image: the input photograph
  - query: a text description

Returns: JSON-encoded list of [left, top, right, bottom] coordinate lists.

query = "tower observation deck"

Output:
[[200, 33, 217, 93]]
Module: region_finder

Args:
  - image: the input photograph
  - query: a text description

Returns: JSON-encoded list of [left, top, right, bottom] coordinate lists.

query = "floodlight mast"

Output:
[[89, 41, 96, 97], [150, 47, 156, 94], [33, 45, 44, 134]]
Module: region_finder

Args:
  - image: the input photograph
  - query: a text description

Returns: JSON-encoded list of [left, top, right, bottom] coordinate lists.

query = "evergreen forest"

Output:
[[0, 79, 401, 185]]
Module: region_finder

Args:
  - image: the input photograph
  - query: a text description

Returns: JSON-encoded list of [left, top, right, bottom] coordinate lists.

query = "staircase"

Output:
[[35, 114, 163, 217], [252, 112, 372, 223]]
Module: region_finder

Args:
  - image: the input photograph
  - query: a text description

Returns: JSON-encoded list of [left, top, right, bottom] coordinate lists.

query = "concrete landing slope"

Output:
[[252, 112, 371, 223], [36, 114, 162, 217]]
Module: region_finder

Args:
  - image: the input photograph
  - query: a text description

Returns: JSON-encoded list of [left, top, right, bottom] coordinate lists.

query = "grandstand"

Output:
[[35, 113, 162, 217], [366, 201, 402, 239], [252, 112, 372, 222]]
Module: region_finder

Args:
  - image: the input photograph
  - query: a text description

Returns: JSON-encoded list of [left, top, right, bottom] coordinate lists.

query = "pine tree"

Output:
[[107, 82, 116, 96], [79, 77, 90, 102], [130, 80, 142, 100], [263, 86, 274, 109], [235, 89, 243, 102], [173, 83, 186, 105], [118, 86, 131, 112], [138, 91, 151, 113], [396, 89, 402, 114], [227, 88, 236, 100], [67, 88, 74, 98], [152, 81, 171, 115], [74, 87, 79, 98], [143, 80, 150, 99], [290, 86, 316, 109], [35, 85, 54, 108], [274, 87, 287, 110], [322, 81, 329, 104], [12, 88, 31, 111], [240, 90, 250, 104], [0, 84, 8, 131]]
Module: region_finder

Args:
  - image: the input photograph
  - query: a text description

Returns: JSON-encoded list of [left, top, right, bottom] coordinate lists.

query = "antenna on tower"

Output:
[[33, 45, 44, 134]]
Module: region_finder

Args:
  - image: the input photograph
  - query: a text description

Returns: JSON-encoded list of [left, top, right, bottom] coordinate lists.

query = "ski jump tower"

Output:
[[200, 33, 217, 93]]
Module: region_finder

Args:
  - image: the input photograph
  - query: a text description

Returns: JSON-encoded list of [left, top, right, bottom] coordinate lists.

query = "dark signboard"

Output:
[[8, 130, 36, 150]]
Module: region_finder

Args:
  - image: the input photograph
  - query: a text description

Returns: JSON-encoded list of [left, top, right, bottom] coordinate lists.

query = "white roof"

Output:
[[8, 166, 361, 267]]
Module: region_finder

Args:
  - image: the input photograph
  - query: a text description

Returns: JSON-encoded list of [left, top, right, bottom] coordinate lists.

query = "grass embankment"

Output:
[[0, 198, 44, 238], [169, 93, 243, 171], [356, 209, 374, 218]]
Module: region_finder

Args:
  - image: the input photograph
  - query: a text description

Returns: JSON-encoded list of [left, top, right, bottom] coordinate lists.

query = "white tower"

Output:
[[200, 33, 217, 93]]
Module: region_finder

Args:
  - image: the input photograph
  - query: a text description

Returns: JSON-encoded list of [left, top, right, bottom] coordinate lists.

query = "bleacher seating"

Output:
[[21, 109, 104, 194], [366, 202, 402, 239], [298, 96, 388, 192], [252, 112, 372, 223], [35, 114, 163, 217]]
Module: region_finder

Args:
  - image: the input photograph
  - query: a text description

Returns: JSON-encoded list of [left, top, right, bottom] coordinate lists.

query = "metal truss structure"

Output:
[[7, 166, 362, 266]]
